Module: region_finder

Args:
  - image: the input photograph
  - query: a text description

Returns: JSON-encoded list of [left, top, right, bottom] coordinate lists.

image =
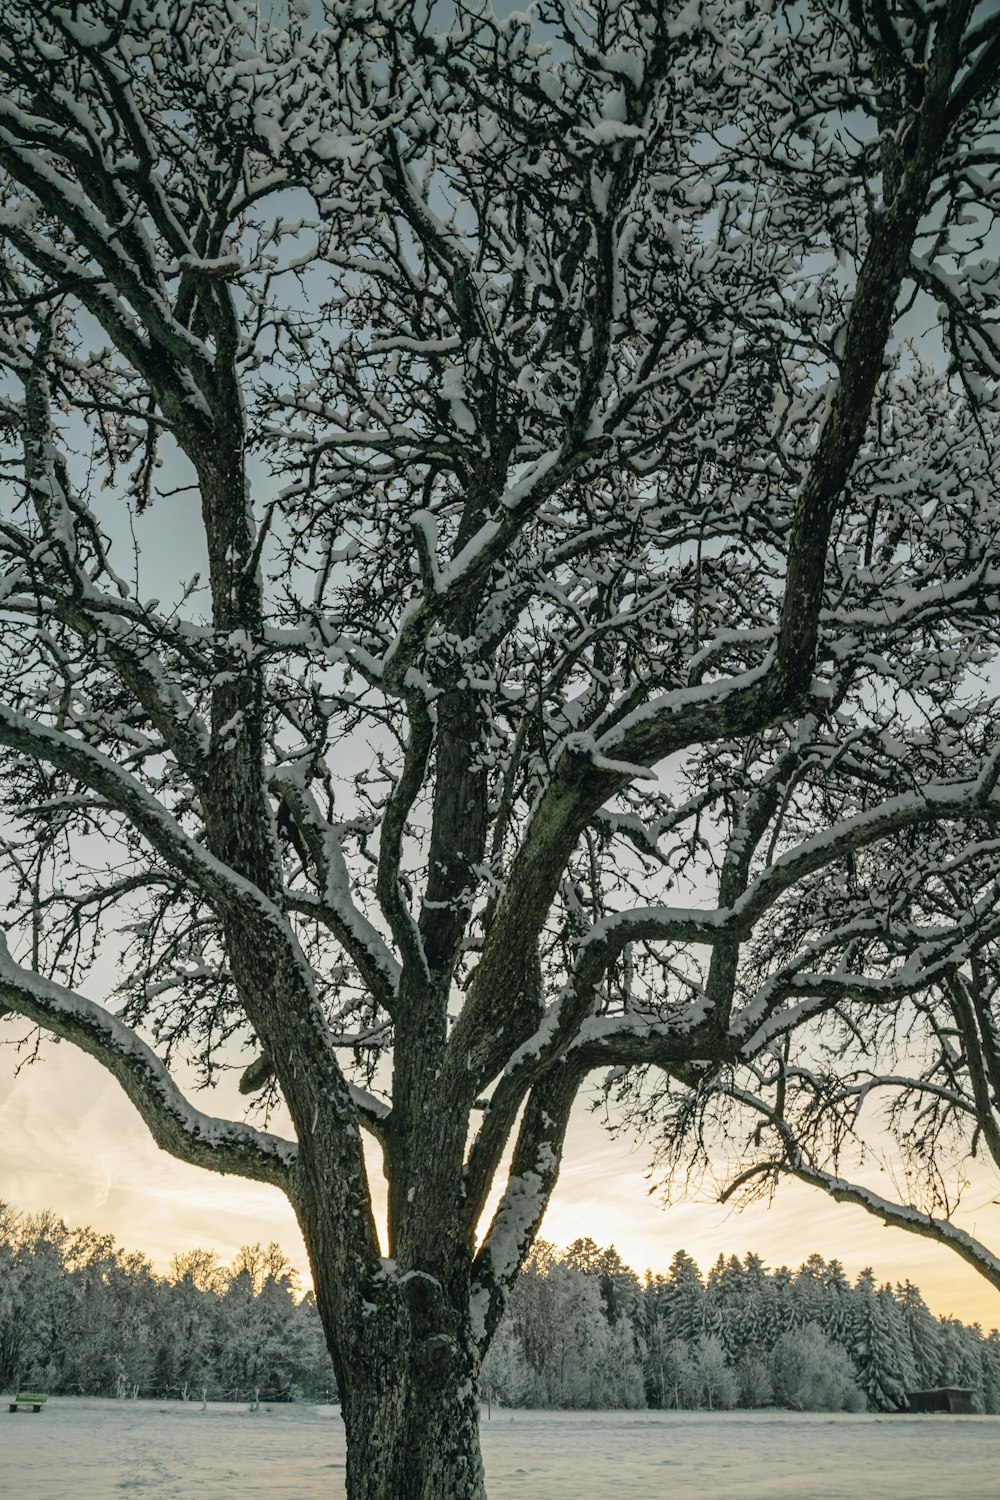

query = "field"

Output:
[[4, 1399, 999, 1498]]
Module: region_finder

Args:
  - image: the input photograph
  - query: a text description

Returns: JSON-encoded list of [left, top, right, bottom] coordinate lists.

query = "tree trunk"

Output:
[[304, 1219, 488, 1500], [339, 1332, 486, 1500]]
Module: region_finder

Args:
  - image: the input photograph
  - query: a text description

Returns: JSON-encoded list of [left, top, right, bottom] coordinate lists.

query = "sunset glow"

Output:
[[4, 1044, 997, 1327]]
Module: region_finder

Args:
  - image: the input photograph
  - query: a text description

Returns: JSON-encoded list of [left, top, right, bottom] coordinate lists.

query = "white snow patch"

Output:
[[2, 1400, 997, 1499]]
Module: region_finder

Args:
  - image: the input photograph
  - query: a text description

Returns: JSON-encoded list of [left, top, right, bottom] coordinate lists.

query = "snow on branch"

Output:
[[19, 346, 211, 772], [274, 772, 401, 1011], [2, 0, 1000, 1391], [470, 1064, 583, 1351], [0, 703, 279, 923], [727, 1157, 1000, 1297], [0, 937, 295, 1187]]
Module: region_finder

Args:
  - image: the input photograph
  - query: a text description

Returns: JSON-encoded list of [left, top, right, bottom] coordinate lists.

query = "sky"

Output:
[[2, 0, 1000, 1344], [0, 435, 998, 1330], [1, 403, 987, 1333], [2, 1036, 999, 1327]]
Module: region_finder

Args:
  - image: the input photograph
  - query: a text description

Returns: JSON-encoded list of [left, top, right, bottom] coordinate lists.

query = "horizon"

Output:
[[2, 1179, 994, 1327], [3, 1042, 998, 1329]]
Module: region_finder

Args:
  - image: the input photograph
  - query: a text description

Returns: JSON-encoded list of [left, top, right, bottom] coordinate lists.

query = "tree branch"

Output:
[[725, 1157, 1000, 1297], [0, 937, 295, 1189]]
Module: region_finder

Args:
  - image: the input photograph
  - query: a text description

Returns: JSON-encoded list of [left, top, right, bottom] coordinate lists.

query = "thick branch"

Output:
[[469, 1059, 584, 1352], [0, 940, 295, 1189], [727, 1158, 1000, 1297]]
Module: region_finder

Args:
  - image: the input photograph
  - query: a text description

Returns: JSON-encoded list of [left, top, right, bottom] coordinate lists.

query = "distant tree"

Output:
[[735, 1253, 772, 1358], [663, 1338, 703, 1412], [879, 1286, 917, 1395], [935, 1315, 986, 1406], [565, 1240, 643, 1329], [982, 1331, 1000, 1415], [479, 1318, 533, 1411], [691, 1334, 738, 1411], [701, 1254, 727, 1343], [762, 1266, 795, 1348], [216, 1253, 290, 1399], [661, 1251, 706, 1345], [14, 1214, 76, 1391], [0, 1205, 32, 1390], [850, 1271, 912, 1412], [159, 1262, 220, 1399], [169, 1250, 228, 1297], [603, 1315, 647, 1410], [791, 1255, 829, 1325], [103, 1250, 158, 1397], [770, 1324, 865, 1413], [895, 1280, 942, 1393], [642, 1272, 671, 1409], [288, 1289, 339, 1402], [705, 1254, 753, 1362], [734, 1349, 775, 1410]]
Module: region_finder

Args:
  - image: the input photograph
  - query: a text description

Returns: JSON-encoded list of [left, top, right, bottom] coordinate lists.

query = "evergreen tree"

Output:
[[895, 1281, 941, 1392], [936, 1317, 986, 1408], [981, 1331, 1000, 1415], [850, 1271, 911, 1412], [662, 1250, 705, 1344], [642, 1273, 672, 1409], [792, 1253, 829, 1330], [818, 1260, 853, 1347], [763, 1267, 794, 1348], [565, 1240, 644, 1335], [737, 1253, 772, 1358], [878, 1287, 917, 1399], [705, 1255, 749, 1361]]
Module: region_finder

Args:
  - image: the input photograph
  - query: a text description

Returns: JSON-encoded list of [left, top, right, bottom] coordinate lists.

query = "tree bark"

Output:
[[333, 1290, 487, 1500]]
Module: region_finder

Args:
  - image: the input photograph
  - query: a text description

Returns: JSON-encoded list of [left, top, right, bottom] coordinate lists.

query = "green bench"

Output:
[[8, 1393, 47, 1413]]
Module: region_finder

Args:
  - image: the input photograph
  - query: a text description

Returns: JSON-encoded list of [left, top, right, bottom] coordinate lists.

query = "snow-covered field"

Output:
[[3, 1399, 998, 1498]]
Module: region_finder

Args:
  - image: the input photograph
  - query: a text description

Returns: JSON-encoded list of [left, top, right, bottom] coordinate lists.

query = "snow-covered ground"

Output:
[[3, 1399, 998, 1498]]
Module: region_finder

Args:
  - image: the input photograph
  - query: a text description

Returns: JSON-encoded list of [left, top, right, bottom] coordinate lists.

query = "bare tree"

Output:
[[1, 2, 1000, 1495]]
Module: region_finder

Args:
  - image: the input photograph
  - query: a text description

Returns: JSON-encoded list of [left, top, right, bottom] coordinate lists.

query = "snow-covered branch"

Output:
[[726, 1158, 1000, 1298], [470, 1061, 584, 1352], [0, 938, 295, 1187]]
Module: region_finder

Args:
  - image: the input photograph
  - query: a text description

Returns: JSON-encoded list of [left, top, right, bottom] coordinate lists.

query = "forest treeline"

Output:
[[2, 1205, 998, 1412], [482, 1240, 1000, 1414], [0, 1204, 335, 1401]]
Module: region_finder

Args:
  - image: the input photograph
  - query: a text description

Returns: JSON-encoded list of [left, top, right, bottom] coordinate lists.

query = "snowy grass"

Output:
[[4, 1398, 998, 1498]]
